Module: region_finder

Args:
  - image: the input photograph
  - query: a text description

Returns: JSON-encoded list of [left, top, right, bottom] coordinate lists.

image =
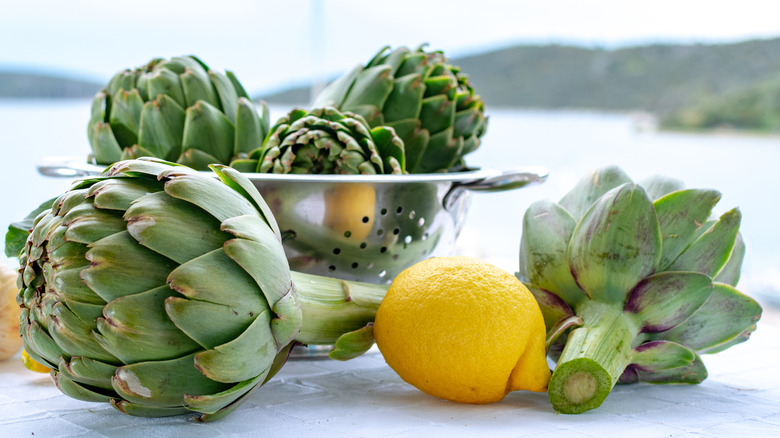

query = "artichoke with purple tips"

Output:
[[518, 166, 762, 414]]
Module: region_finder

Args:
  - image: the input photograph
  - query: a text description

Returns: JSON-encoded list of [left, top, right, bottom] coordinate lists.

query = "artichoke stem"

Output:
[[548, 301, 638, 414], [290, 271, 388, 345]]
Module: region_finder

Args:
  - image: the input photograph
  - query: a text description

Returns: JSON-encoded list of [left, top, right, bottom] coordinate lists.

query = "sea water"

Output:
[[1, 100, 778, 307]]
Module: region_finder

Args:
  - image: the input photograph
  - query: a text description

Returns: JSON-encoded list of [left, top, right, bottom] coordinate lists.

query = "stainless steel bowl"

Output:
[[38, 158, 548, 284]]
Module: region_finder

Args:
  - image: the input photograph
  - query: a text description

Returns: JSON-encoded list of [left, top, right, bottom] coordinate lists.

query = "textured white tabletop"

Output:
[[1, 314, 778, 438]]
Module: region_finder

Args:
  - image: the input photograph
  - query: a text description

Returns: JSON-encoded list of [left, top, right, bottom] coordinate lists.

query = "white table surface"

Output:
[[1, 311, 778, 438]]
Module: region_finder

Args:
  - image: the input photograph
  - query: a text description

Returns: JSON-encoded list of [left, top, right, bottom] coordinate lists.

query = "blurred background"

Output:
[[2, 0, 780, 309]]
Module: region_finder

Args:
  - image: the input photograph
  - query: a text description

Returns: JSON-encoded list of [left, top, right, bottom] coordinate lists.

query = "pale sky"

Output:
[[2, 0, 780, 94]]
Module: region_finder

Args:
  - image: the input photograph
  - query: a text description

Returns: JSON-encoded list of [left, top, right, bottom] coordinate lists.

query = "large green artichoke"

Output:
[[13, 158, 387, 421], [88, 56, 270, 170], [313, 45, 487, 173], [518, 166, 761, 414], [231, 107, 405, 174]]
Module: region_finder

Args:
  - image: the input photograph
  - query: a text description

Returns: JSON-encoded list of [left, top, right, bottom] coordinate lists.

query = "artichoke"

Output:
[[518, 166, 762, 414], [12, 158, 387, 421], [313, 45, 487, 173], [88, 56, 270, 170], [231, 107, 405, 175]]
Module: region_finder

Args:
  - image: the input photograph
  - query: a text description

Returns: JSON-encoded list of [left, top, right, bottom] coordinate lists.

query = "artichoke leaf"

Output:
[[630, 340, 697, 372], [147, 67, 186, 109], [568, 183, 662, 303], [82, 231, 177, 302], [233, 97, 264, 156], [163, 171, 259, 223], [313, 64, 364, 108], [90, 122, 124, 164], [166, 297, 259, 350], [63, 207, 126, 245], [654, 189, 721, 270], [113, 353, 231, 407], [370, 126, 406, 174], [634, 352, 708, 384], [95, 286, 201, 363], [559, 166, 633, 220], [49, 301, 119, 363], [419, 93, 455, 135], [524, 283, 576, 332], [223, 237, 292, 308], [519, 200, 584, 305], [125, 191, 230, 264], [167, 247, 267, 311], [225, 70, 249, 99], [340, 65, 395, 115], [211, 166, 282, 238], [88, 177, 164, 212], [137, 94, 186, 161], [209, 71, 240, 122], [624, 271, 713, 333], [415, 127, 462, 173], [185, 372, 266, 416], [181, 100, 235, 165], [59, 356, 117, 391], [667, 208, 741, 278], [111, 399, 189, 417], [713, 232, 745, 287], [329, 323, 375, 361], [194, 308, 277, 383], [53, 371, 113, 403], [639, 174, 686, 200], [269, 287, 302, 349], [650, 282, 761, 353], [21, 319, 65, 367], [108, 88, 144, 149], [382, 73, 425, 122], [180, 67, 219, 109]]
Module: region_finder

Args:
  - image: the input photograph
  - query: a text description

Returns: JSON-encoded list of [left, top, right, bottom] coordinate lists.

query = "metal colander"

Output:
[[38, 158, 547, 284]]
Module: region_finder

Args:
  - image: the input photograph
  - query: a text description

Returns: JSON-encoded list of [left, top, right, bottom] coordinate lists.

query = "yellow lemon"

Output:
[[374, 256, 550, 404], [1, 263, 23, 361], [22, 349, 51, 373], [323, 184, 376, 241]]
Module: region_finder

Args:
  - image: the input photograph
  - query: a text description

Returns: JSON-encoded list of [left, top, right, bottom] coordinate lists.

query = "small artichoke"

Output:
[[12, 158, 387, 421], [231, 107, 405, 175], [88, 56, 270, 170], [518, 166, 762, 414], [313, 44, 487, 173]]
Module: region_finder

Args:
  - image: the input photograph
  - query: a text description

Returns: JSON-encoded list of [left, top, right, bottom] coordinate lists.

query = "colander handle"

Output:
[[443, 166, 549, 211]]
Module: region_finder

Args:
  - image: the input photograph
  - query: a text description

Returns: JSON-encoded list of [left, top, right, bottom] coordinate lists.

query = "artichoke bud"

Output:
[[88, 56, 269, 170], [313, 44, 488, 173], [11, 158, 389, 421], [235, 107, 406, 175], [519, 165, 762, 414]]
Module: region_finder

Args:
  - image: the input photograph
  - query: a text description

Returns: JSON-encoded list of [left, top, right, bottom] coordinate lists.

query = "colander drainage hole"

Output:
[[396, 206, 403, 214], [360, 242, 367, 249], [351, 262, 359, 269], [393, 228, 400, 235], [333, 248, 341, 255], [380, 246, 387, 253], [408, 210, 416, 219], [344, 231, 352, 238], [377, 229, 384, 236], [380, 208, 388, 215], [404, 236, 412, 244], [328, 265, 336, 272]]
